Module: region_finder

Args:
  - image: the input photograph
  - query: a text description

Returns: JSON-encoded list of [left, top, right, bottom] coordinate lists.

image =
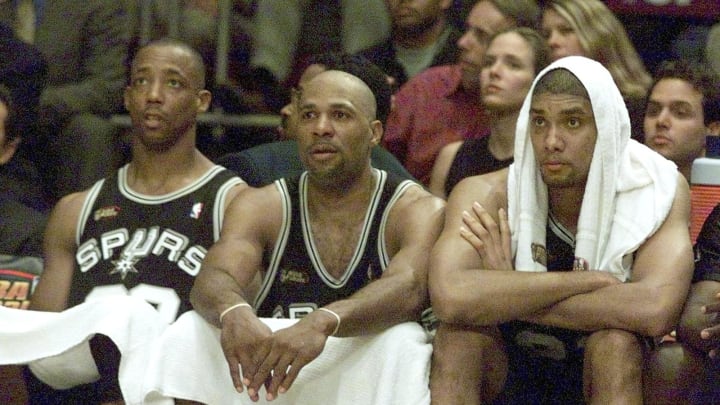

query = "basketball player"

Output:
[[25, 39, 246, 404], [190, 67, 445, 402]]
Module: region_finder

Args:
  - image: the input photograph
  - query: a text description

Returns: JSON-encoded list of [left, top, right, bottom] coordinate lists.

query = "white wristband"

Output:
[[316, 307, 341, 336], [219, 303, 252, 324]]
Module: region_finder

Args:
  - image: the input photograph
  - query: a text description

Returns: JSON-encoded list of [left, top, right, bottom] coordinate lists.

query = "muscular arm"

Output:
[[320, 186, 445, 337], [525, 175, 694, 337], [28, 192, 86, 312], [429, 169, 620, 326]]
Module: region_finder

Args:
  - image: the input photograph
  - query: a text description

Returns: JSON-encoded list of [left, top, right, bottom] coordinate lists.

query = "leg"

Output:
[[583, 329, 643, 405], [430, 322, 507, 405], [644, 342, 711, 404]]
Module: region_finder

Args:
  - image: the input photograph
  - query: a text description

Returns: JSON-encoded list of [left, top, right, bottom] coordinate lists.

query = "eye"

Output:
[[167, 78, 182, 88], [333, 110, 349, 120], [132, 77, 148, 87], [645, 103, 661, 117], [532, 116, 546, 127], [671, 105, 693, 118], [300, 110, 317, 120], [567, 117, 581, 128], [559, 26, 575, 36]]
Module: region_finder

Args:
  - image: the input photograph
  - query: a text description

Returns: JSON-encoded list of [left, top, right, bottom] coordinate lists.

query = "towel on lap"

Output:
[[142, 311, 432, 405]]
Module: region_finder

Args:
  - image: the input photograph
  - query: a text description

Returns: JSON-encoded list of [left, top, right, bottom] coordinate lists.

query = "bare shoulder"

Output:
[[393, 182, 446, 217], [46, 190, 91, 239], [222, 182, 284, 243], [446, 168, 509, 225]]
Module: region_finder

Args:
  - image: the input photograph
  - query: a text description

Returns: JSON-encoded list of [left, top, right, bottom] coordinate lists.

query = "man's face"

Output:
[[294, 71, 382, 183], [541, 9, 586, 61], [480, 31, 536, 113], [385, 0, 450, 33], [644, 78, 707, 169], [124, 45, 211, 150], [456, 1, 512, 91], [530, 93, 597, 189]]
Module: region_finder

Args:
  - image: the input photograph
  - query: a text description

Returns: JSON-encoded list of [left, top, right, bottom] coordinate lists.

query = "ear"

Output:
[[196, 89, 212, 113], [707, 120, 720, 136], [0, 136, 20, 165], [370, 120, 383, 146]]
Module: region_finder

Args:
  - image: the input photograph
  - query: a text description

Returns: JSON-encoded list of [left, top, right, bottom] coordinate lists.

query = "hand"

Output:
[[460, 202, 513, 271], [245, 312, 332, 401], [700, 290, 720, 359], [220, 310, 273, 402]]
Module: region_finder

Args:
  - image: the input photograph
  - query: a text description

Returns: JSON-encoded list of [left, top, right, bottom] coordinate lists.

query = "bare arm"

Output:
[[677, 281, 720, 357], [428, 141, 462, 199], [28, 192, 86, 312], [429, 169, 618, 326], [525, 175, 694, 337]]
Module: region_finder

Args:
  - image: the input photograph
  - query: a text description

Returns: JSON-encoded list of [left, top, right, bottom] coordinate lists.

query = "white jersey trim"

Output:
[[76, 178, 106, 245], [117, 164, 231, 205], [377, 179, 420, 268]]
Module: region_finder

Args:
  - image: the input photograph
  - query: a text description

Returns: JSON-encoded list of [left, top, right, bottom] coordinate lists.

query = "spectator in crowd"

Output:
[[707, 22, 720, 77], [246, 0, 391, 112], [357, 0, 461, 87], [382, 0, 539, 186], [23, 39, 246, 404], [429, 27, 550, 198], [540, 0, 651, 141], [0, 1, 131, 203], [219, 52, 415, 187], [429, 56, 692, 404], [644, 59, 720, 181], [190, 67, 444, 402]]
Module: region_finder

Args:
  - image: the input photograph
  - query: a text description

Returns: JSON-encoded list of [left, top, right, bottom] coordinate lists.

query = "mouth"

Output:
[[649, 135, 672, 146], [143, 111, 166, 129], [483, 84, 502, 94], [309, 143, 338, 160]]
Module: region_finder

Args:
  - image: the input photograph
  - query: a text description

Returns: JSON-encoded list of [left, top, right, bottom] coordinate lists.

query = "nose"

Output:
[[544, 124, 564, 151], [313, 113, 333, 137], [457, 31, 471, 51], [655, 108, 671, 129], [147, 80, 163, 103], [547, 30, 560, 49]]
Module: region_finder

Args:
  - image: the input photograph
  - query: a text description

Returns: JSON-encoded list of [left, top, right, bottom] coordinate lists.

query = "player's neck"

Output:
[[307, 167, 377, 212], [127, 148, 212, 195], [548, 188, 584, 235]]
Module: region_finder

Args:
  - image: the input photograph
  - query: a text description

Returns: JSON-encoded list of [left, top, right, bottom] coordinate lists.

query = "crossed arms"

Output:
[[429, 170, 694, 338]]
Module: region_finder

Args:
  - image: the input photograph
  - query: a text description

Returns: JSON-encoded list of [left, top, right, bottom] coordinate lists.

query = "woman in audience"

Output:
[[429, 27, 550, 199], [540, 0, 651, 140]]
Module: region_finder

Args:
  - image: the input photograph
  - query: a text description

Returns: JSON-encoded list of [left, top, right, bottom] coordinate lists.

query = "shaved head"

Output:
[[133, 39, 207, 89], [301, 70, 378, 122]]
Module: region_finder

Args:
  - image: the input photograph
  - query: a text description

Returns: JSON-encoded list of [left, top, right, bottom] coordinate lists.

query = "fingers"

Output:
[[702, 302, 720, 313], [498, 208, 512, 262], [224, 352, 244, 394]]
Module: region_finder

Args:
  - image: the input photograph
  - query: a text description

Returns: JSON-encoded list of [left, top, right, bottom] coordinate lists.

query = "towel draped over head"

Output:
[[507, 56, 678, 281]]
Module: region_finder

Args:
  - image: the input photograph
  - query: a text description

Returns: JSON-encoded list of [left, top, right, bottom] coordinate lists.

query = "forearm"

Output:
[[190, 265, 253, 328], [432, 268, 616, 326], [525, 282, 685, 336], [322, 271, 426, 337]]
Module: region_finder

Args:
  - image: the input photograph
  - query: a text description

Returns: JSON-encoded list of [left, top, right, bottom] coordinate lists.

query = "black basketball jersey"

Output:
[[254, 169, 418, 319], [69, 164, 243, 322]]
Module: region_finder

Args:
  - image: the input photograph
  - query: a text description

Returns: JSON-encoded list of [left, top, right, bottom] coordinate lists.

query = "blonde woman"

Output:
[[541, 0, 651, 140]]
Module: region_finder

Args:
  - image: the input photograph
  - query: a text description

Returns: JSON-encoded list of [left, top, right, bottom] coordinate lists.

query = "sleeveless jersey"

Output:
[[69, 164, 243, 323], [254, 169, 418, 319], [501, 215, 586, 361]]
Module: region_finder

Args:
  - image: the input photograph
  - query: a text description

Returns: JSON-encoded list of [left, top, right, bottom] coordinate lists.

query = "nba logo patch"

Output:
[[189, 202, 204, 219]]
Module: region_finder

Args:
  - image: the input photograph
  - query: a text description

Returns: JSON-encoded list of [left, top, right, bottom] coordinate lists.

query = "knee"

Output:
[[585, 329, 641, 358]]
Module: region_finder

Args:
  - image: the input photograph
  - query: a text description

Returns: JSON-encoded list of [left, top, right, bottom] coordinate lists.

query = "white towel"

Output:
[[0, 296, 167, 402], [508, 56, 678, 281], [0, 301, 431, 405], [141, 311, 432, 405]]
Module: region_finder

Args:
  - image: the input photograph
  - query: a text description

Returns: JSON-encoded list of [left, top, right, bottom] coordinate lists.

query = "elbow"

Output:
[[641, 306, 681, 337]]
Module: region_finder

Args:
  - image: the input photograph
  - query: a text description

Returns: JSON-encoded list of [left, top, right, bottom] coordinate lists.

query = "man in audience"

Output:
[[382, 0, 539, 185], [190, 66, 444, 402], [429, 57, 692, 404], [357, 0, 461, 87], [23, 39, 246, 404], [644, 59, 720, 181], [0, 1, 131, 202], [219, 52, 415, 186]]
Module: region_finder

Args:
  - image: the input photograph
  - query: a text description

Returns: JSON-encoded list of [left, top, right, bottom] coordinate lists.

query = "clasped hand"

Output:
[[221, 315, 329, 402], [460, 202, 514, 271]]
